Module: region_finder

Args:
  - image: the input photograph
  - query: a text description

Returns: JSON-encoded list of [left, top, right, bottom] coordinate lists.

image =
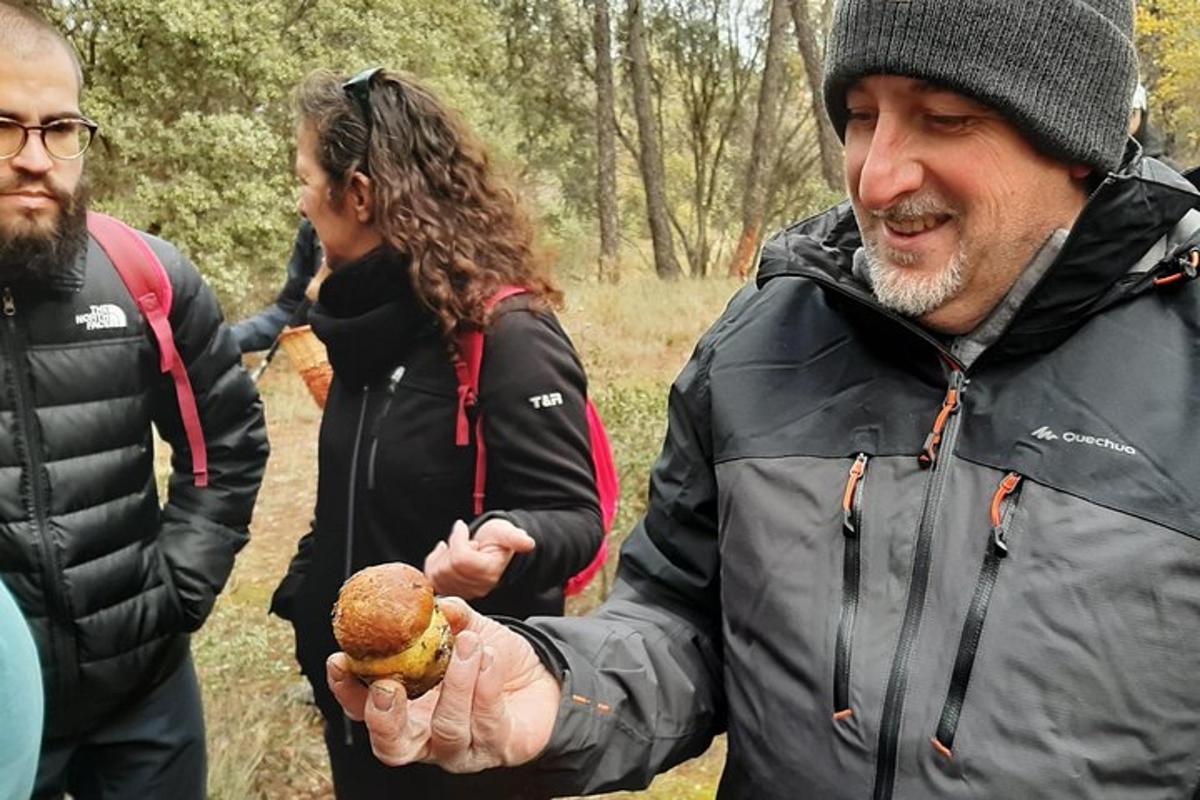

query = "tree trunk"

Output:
[[728, 0, 791, 280], [626, 0, 683, 280], [789, 0, 843, 191], [592, 0, 621, 284]]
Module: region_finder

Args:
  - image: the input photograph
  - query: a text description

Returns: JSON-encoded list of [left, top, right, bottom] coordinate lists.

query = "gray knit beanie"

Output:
[[823, 0, 1138, 174]]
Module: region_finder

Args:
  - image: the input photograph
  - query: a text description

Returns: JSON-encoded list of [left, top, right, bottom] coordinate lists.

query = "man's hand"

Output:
[[326, 597, 561, 772], [424, 519, 536, 599]]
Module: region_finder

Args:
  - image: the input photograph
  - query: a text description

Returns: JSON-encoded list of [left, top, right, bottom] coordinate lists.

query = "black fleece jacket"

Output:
[[272, 247, 602, 718]]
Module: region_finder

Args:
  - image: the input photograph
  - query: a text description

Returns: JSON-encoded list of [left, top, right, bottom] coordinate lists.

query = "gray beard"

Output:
[[0, 182, 90, 286], [861, 235, 967, 319]]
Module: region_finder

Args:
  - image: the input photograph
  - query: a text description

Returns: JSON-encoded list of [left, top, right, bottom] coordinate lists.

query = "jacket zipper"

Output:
[[1, 286, 75, 704], [342, 388, 371, 746], [366, 366, 405, 491], [834, 453, 869, 721], [931, 472, 1023, 760], [918, 372, 964, 469], [872, 368, 966, 800]]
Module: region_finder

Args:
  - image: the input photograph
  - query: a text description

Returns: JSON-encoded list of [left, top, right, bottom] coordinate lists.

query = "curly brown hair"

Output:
[[296, 68, 561, 338]]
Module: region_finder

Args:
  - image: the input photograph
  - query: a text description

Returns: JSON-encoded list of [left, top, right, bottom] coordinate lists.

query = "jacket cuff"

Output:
[[500, 618, 631, 791]]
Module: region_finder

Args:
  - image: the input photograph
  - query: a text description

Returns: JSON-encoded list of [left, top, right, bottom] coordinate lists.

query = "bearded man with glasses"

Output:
[[0, 4, 268, 799]]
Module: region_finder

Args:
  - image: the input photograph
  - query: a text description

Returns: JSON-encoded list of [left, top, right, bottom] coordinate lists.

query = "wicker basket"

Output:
[[278, 325, 332, 409]]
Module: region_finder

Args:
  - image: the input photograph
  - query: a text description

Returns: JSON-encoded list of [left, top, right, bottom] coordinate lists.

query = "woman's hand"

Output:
[[326, 597, 561, 772], [424, 519, 536, 599]]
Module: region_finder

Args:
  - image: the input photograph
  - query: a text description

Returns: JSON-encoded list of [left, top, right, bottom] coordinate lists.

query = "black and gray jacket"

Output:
[[0, 231, 268, 740], [272, 248, 602, 731], [522, 153, 1200, 799]]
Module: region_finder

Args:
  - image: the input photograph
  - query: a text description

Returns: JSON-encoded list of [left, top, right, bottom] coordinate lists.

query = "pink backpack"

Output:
[[87, 212, 208, 488], [453, 286, 618, 596]]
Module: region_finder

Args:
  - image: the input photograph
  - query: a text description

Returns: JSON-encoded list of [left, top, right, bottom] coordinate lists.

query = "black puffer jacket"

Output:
[[271, 247, 602, 720], [0, 231, 268, 739], [522, 153, 1200, 799]]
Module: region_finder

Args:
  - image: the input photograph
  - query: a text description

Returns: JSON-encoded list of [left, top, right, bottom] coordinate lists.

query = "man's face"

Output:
[[0, 42, 87, 282], [843, 75, 1090, 334]]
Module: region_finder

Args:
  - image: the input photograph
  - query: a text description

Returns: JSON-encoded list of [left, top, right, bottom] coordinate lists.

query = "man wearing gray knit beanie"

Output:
[[317, 2, 1200, 799]]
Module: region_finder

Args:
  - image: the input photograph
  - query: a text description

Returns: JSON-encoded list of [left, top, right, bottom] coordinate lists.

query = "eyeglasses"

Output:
[[342, 67, 383, 131], [0, 116, 99, 161]]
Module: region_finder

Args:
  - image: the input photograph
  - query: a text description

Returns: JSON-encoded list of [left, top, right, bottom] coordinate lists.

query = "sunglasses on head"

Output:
[[343, 67, 383, 129]]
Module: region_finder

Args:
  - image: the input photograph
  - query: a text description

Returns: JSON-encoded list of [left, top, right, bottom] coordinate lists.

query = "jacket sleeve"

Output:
[[270, 524, 316, 621], [513, 334, 727, 795], [148, 237, 270, 632], [474, 307, 604, 593], [232, 222, 321, 352]]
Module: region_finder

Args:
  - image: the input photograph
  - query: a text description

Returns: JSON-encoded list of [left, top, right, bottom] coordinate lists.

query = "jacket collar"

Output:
[[309, 247, 438, 387], [758, 149, 1200, 364], [53, 243, 88, 292]]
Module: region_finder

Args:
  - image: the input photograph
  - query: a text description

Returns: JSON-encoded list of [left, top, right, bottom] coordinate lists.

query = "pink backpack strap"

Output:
[[563, 398, 619, 596], [453, 286, 528, 514], [87, 212, 209, 488]]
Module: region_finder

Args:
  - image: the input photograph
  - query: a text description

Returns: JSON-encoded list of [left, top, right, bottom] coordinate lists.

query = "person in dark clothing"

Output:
[[269, 67, 602, 799], [0, 5, 269, 800], [327, 2, 1200, 799], [231, 219, 323, 353], [1130, 82, 1183, 171]]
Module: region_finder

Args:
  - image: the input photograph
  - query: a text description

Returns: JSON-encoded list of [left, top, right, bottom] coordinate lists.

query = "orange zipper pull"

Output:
[[918, 371, 965, 468], [989, 472, 1023, 555], [842, 453, 869, 534]]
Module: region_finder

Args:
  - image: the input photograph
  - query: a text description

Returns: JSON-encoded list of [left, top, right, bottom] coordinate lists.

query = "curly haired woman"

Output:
[[270, 68, 603, 799]]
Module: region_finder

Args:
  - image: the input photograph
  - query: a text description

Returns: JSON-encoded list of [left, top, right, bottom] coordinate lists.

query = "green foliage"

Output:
[[38, 0, 509, 315], [1137, 0, 1200, 165]]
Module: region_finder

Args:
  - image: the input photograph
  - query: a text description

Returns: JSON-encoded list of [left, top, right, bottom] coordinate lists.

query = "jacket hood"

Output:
[[759, 150, 1200, 363]]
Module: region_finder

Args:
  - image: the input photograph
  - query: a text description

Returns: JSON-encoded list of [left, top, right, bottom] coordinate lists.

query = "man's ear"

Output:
[[349, 172, 374, 223]]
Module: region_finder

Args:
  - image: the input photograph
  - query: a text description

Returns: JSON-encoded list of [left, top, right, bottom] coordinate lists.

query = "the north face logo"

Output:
[[1029, 425, 1136, 456], [75, 304, 128, 331]]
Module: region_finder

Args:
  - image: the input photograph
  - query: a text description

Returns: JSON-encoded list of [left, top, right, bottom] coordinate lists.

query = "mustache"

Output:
[[0, 174, 77, 212], [869, 194, 958, 223]]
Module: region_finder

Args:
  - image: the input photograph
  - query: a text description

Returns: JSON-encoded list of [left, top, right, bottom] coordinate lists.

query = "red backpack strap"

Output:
[[453, 286, 529, 514], [87, 212, 209, 488], [564, 398, 620, 596]]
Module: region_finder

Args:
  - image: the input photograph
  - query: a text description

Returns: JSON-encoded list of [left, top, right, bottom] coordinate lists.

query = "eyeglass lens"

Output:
[[0, 119, 95, 159]]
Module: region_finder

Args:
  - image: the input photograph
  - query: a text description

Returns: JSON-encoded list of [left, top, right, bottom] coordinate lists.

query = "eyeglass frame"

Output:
[[341, 67, 383, 173], [0, 116, 99, 161]]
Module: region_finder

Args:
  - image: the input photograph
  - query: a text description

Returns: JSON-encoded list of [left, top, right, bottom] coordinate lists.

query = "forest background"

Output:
[[30, 0, 1200, 305], [20, 0, 1200, 797]]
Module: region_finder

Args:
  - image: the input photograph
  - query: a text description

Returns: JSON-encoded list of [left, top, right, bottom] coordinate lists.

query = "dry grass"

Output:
[[192, 273, 743, 799]]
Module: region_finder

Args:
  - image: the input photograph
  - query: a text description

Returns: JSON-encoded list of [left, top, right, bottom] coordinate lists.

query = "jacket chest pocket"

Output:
[[833, 453, 870, 722], [925, 478, 1200, 796], [365, 375, 472, 497], [931, 471, 1023, 759]]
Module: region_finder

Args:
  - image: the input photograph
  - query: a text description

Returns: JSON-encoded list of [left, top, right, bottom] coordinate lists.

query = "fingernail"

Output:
[[327, 657, 345, 681], [481, 646, 495, 673], [372, 683, 396, 711], [456, 633, 478, 661]]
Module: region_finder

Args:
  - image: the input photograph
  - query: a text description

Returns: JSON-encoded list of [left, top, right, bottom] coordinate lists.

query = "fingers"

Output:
[[469, 645, 509, 751], [326, 654, 367, 722], [440, 596, 476, 634], [448, 519, 472, 550], [474, 520, 536, 555], [424, 540, 448, 576], [363, 680, 434, 767], [428, 630, 485, 765]]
